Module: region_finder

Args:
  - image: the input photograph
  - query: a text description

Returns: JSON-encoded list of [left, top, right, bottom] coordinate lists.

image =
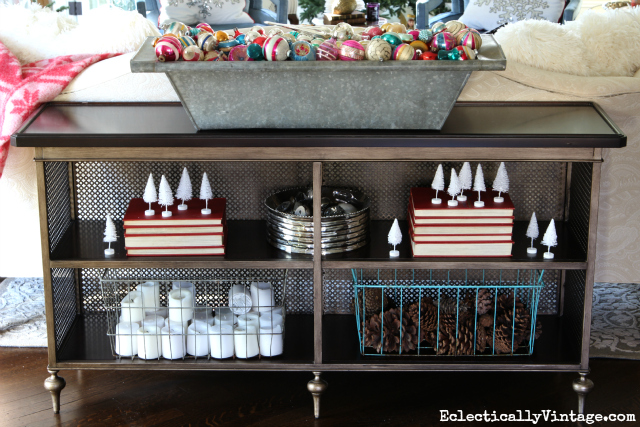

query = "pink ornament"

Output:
[[228, 45, 253, 61], [263, 35, 290, 61], [182, 45, 203, 61], [155, 37, 182, 62], [316, 38, 339, 61], [431, 32, 456, 52], [339, 40, 365, 60], [408, 30, 420, 41], [196, 23, 214, 34]]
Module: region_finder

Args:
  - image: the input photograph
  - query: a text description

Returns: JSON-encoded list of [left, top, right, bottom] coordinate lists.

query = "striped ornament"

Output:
[[263, 35, 290, 61], [459, 30, 482, 50], [444, 20, 467, 38], [454, 45, 476, 60], [197, 33, 218, 52], [178, 36, 196, 49], [196, 23, 214, 34], [338, 40, 365, 61], [182, 45, 204, 61], [155, 39, 182, 62], [392, 43, 416, 61], [316, 38, 339, 61], [166, 21, 189, 37], [430, 32, 456, 52]]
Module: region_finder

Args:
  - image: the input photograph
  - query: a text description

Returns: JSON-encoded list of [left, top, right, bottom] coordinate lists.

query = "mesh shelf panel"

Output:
[[52, 268, 77, 351], [321, 162, 566, 221], [74, 162, 311, 220], [569, 163, 593, 256], [323, 268, 560, 315], [564, 269, 586, 354], [45, 162, 72, 253]]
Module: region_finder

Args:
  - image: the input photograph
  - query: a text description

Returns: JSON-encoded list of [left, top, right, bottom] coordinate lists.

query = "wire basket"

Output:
[[99, 268, 288, 361], [353, 269, 545, 357]]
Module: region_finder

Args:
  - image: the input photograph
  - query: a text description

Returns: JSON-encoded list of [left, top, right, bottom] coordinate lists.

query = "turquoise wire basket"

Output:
[[353, 269, 545, 357]]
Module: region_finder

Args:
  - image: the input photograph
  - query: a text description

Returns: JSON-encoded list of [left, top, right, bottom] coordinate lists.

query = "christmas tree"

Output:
[[200, 172, 213, 214], [388, 218, 402, 257], [143, 173, 157, 216], [541, 219, 558, 259], [526, 212, 539, 254], [158, 175, 174, 217], [458, 162, 472, 201], [103, 214, 117, 255], [492, 162, 510, 202], [472, 164, 486, 207], [431, 164, 445, 204], [175, 167, 193, 210], [447, 168, 461, 206]]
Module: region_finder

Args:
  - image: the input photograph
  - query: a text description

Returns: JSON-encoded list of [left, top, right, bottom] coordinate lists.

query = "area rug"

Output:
[[0, 277, 46, 347]]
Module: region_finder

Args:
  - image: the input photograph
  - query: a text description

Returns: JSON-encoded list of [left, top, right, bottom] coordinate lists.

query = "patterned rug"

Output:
[[0, 277, 47, 347]]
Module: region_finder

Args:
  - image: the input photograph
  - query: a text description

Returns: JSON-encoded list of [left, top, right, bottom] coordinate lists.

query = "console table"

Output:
[[12, 101, 626, 418]]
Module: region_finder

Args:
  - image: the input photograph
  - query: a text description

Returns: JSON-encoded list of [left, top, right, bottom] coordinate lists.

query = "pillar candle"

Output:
[[229, 284, 252, 315], [172, 281, 196, 306], [269, 306, 285, 316], [259, 324, 284, 357], [237, 313, 260, 329], [187, 323, 209, 357], [146, 307, 168, 319], [115, 321, 139, 356], [193, 306, 213, 323], [259, 313, 283, 329], [164, 317, 189, 334], [234, 325, 259, 358], [209, 324, 234, 359], [142, 315, 165, 329], [168, 289, 194, 322], [250, 282, 275, 312], [137, 325, 162, 359], [120, 291, 144, 323], [137, 281, 160, 312], [161, 325, 186, 359], [214, 307, 236, 326]]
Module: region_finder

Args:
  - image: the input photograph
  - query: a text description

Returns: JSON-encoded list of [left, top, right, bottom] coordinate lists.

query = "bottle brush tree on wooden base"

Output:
[[103, 214, 117, 256], [388, 218, 402, 257], [492, 162, 509, 203], [457, 162, 472, 202], [158, 175, 174, 217], [447, 168, 461, 206], [526, 212, 539, 255], [200, 172, 213, 215], [473, 164, 486, 207], [541, 219, 558, 259], [431, 164, 445, 204], [143, 173, 157, 216], [175, 167, 193, 210]]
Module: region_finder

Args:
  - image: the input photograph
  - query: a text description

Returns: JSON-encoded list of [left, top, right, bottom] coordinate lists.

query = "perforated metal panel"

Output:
[[51, 268, 77, 350], [74, 162, 312, 220], [569, 163, 592, 256], [564, 269, 586, 354], [322, 162, 566, 221], [323, 268, 560, 315], [45, 162, 72, 253]]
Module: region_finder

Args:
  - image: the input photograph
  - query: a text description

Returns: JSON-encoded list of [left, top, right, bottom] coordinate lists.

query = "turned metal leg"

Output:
[[44, 369, 66, 414], [573, 372, 594, 414], [307, 371, 328, 419]]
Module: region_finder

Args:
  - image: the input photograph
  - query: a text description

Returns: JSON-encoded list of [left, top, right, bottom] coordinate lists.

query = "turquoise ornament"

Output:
[[418, 29, 433, 43], [290, 40, 316, 61], [381, 32, 402, 51], [236, 34, 247, 44], [218, 39, 240, 49], [246, 43, 264, 60]]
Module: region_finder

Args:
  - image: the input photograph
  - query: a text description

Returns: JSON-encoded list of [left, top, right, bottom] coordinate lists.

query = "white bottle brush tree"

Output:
[[143, 173, 157, 216], [388, 218, 402, 257], [541, 219, 558, 259], [457, 162, 472, 201], [158, 175, 174, 217], [175, 167, 192, 210], [447, 168, 461, 206], [200, 172, 213, 214], [103, 214, 117, 256], [473, 164, 486, 207], [492, 162, 509, 203], [526, 212, 539, 254], [431, 164, 445, 204]]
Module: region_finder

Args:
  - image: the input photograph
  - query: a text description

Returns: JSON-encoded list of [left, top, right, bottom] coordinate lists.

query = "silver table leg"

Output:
[[573, 371, 594, 414], [307, 371, 328, 419], [44, 369, 66, 414]]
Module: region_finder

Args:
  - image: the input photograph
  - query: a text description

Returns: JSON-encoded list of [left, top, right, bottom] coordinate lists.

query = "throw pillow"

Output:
[[460, 0, 565, 31], [159, 0, 253, 26]]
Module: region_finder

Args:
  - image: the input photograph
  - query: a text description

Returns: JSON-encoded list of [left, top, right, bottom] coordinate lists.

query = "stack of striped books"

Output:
[[123, 198, 226, 256], [408, 188, 514, 257]]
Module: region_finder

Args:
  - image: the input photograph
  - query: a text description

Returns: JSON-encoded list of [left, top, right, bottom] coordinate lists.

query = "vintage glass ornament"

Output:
[[290, 40, 316, 61], [361, 26, 383, 41], [387, 23, 407, 34], [155, 37, 182, 62], [215, 30, 229, 42], [246, 43, 265, 60], [459, 29, 482, 50], [419, 51, 438, 60], [408, 30, 420, 40], [244, 30, 261, 44], [236, 34, 246, 44], [454, 45, 476, 60], [332, 0, 357, 14], [229, 45, 253, 61], [267, 28, 284, 37], [188, 28, 201, 38], [380, 22, 393, 32], [444, 20, 467, 38], [438, 49, 461, 60], [316, 38, 339, 60], [253, 36, 267, 47], [339, 40, 365, 60], [381, 32, 402, 51], [399, 33, 414, 44], [263, 35, 290, 61], [359, 39, 370, 57], [197, 32, 218, 51], [392, 43, 415, 60], [218, 39, 240, 49], [431, 21, 446, 34], [410, 40, 429, 53], [281, 33, 296, 44], [431, 32, 455, 52], [196, 23, 214, 34], [311, 38, 325, 48], [178, 35, 196, 48], [366, 38, 392, 61], [250, 26, 265, 35], [204, 51, 225, 61], [332, 22, 354, 42], [418, 29, 433, 43], [166, 21, 189, 37], [182, 45, 203, 61], [296, 33, 314, 43]]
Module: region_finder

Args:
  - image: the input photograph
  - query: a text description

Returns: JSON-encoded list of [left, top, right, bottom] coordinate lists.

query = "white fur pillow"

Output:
[[0, 4, 160, 64], [495, 8, 640, 77]]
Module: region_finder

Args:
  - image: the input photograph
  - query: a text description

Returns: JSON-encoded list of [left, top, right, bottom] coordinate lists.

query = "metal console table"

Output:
[[12, 101, 626, 418]]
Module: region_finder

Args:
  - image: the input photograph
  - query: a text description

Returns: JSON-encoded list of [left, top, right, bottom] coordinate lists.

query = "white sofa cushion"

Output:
[[460, 0, 564, 31], [159, 0, 254, 26]]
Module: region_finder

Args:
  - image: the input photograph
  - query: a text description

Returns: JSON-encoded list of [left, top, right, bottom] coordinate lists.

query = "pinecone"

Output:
[[439, 296, 458, 316], [401, 309, 419, 352], [420, 297, 438, 337], [382, 308, 402, 353], [478, 313, 493, 328], [494, 323, 515, 354], [364, 287, 392, 313], [436, 323, 457, 355], [477, 288, 494, 315], [457, 318, 475, 356], [476, 325, 492, 353], [364, 312, 383, 353]]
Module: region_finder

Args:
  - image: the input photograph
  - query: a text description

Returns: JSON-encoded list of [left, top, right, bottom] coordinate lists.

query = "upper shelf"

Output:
[[12, 102, 626, 155]]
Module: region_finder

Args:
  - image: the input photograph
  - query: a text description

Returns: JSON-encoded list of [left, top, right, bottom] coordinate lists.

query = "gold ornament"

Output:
[[380, 23, 393, 33], [445, 20, 467, 38], [387, 23, 407, 34], [332, 0, 357, 14]]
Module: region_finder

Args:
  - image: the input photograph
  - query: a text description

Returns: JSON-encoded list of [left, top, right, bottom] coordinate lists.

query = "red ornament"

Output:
[[419, 51, 438, 60], [362, 26, 384, 41], [233, 27, 243, 38], [253, 36, 267, 47]]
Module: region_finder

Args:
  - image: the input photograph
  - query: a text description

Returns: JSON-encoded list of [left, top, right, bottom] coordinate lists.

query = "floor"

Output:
[[2, 348, 640, 427]]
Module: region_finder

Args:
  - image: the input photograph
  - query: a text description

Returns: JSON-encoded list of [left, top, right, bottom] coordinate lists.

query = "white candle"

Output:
[[137, 281, 160, 312], [172, 281, 196, 306], [214, 307, 236, 326], [193, 306, 213, 323], [164, 317, 189, 334], [234, 325, 259, 358], [168, 289, 194, 322], [228, 284, 252, 315], [259, 313, 284, 329], [120, 291, 144, 323], [142, 315, 165, 329], [186, 323, 209, 357], [209, 324, 234, 359], [161, 325, 186, 359], [269, 306, 285, 317], [115, 321, 139, 356], [259, 324, 284, 357], [137, 326, 162, 359], [145, 307, 168, 319], [237, 313, 260, 329], [250, 282, 275, 312]]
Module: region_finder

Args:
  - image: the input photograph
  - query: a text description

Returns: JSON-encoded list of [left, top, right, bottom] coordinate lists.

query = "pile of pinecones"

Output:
[[363, 289, 542, 355]]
